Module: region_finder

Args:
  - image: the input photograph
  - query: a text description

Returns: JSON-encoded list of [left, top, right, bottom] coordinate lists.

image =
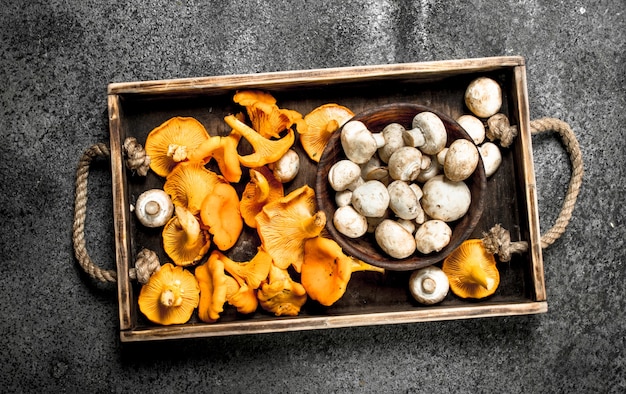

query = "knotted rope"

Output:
[[72, 138, 159, 283], [482, 116, 584, 261], [123, 137, 151, 176]]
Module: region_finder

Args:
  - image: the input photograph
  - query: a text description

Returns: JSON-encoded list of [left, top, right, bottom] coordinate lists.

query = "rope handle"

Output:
[[482, 116, 584, 261], [72, 138, 159, 284]]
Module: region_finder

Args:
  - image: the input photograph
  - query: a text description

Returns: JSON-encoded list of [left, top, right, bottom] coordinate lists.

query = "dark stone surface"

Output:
[[1, 1, 624, 392]]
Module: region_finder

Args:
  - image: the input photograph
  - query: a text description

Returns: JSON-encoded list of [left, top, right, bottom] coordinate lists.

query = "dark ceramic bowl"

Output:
[[315, 103, 486, 271]]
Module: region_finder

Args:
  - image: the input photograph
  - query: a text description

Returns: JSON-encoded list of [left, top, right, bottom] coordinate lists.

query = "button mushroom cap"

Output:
[[456, 114, 486, 145], [479, 142, 503, 177], [333, 205, 368, 238], [421, 175, 471, 222], [351, 180, 390, 218], [443, 139, 480, 182], [360, 156, 389, 181], [414, 219, 452, 254], [404, 111, 447, 155], [415, 155, 441, 183], [335, 189, 353, 207], [387, 146, 423, 181], [409, 266, 450, 305], [341, 120, 384, 164], [135, 189, 174, 228], [375, 219, 417, 259], [387, 180, 423, 220], [328, 159, 363, 191], [378, 122, 406, 163], [465, 77, 502, 118], [270, 149, 300, 183]]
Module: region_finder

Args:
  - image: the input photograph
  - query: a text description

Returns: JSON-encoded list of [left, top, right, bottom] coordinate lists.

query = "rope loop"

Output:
[[72, 138, 159, 283], [483, 116, 583, 261]]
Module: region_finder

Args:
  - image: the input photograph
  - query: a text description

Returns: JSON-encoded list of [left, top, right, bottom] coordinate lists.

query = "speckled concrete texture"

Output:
[[1, 0, 624, 392]]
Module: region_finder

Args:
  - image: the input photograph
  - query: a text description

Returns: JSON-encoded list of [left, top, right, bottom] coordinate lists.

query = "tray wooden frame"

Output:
[[108, 56, 546, 342]]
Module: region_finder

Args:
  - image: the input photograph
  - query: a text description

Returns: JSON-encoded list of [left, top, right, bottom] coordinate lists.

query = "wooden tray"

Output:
[[108, 56, 546, 342]]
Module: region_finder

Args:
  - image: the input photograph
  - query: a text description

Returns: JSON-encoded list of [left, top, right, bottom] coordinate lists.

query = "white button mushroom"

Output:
[[479, 141, 503, 177], [378, 123, 405, 163], [397, 218, 416, 234], [328, 159, 363, 191], [421, 175, 471, 222], [366, 211, 390, 233], [334, 189, 353, 207], [375, 219, 417, 259], [333, 205, 368, 238], [409, 266, 450, 305], [387, 146, 423, 181], [456, 114, 486, 145], [414, 219, 452, 254], [351, 180, 390, 217], [387, 180, 423, 220], [341, 120, 385, 164], [465, 77, 502, 118], [408, 183, 423, 201], [415, 155, 441, 183], [403, 112, 448, 155], [443, 139, 479, 182], [134, 189, 174, 228], [360, 156, 389, 181], [436, 147, 448, 166], [270, 149, 300, 183]]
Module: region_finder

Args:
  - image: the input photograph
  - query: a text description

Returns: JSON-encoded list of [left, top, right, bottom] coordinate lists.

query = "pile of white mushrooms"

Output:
[[329, 77, 505, 261]]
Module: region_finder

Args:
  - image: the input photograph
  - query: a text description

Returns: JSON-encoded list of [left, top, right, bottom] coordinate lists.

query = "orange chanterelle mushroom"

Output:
[[199, 182, 243, 251], [442, 239, 500, 299], [144, 117, 210, 177], [233, 90, 301, 139], [186, 132, 243, 183], [255, 185, 326, 272], [162, 205, 211, 267], [257, 263, 307, 317], [239, 167, 284, 228], [218, 248, 272, 315], [300, 103, 354, 162], [194, 252, 229, 323], [301, 236, 384, 306], [224, 114, 295, 168], [163, 161, 224, 216], [138, 263, 200, 325]]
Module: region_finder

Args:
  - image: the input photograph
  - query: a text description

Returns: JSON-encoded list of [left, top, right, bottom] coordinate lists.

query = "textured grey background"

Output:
[[1, 0, 624, 392]]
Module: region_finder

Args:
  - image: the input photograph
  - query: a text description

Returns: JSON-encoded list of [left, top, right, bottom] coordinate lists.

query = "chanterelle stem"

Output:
[[160, 283, 184, 307], [300, 212, 326, 238]]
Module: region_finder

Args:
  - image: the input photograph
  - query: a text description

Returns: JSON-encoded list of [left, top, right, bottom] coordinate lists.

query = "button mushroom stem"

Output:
[[408, 266, 450, 305], [403, 112, 447, 155], [421, 277, 436, 294], [135, 189, 174, 228], [341, 120, 385, 164], [144, 200, 161, 216]]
